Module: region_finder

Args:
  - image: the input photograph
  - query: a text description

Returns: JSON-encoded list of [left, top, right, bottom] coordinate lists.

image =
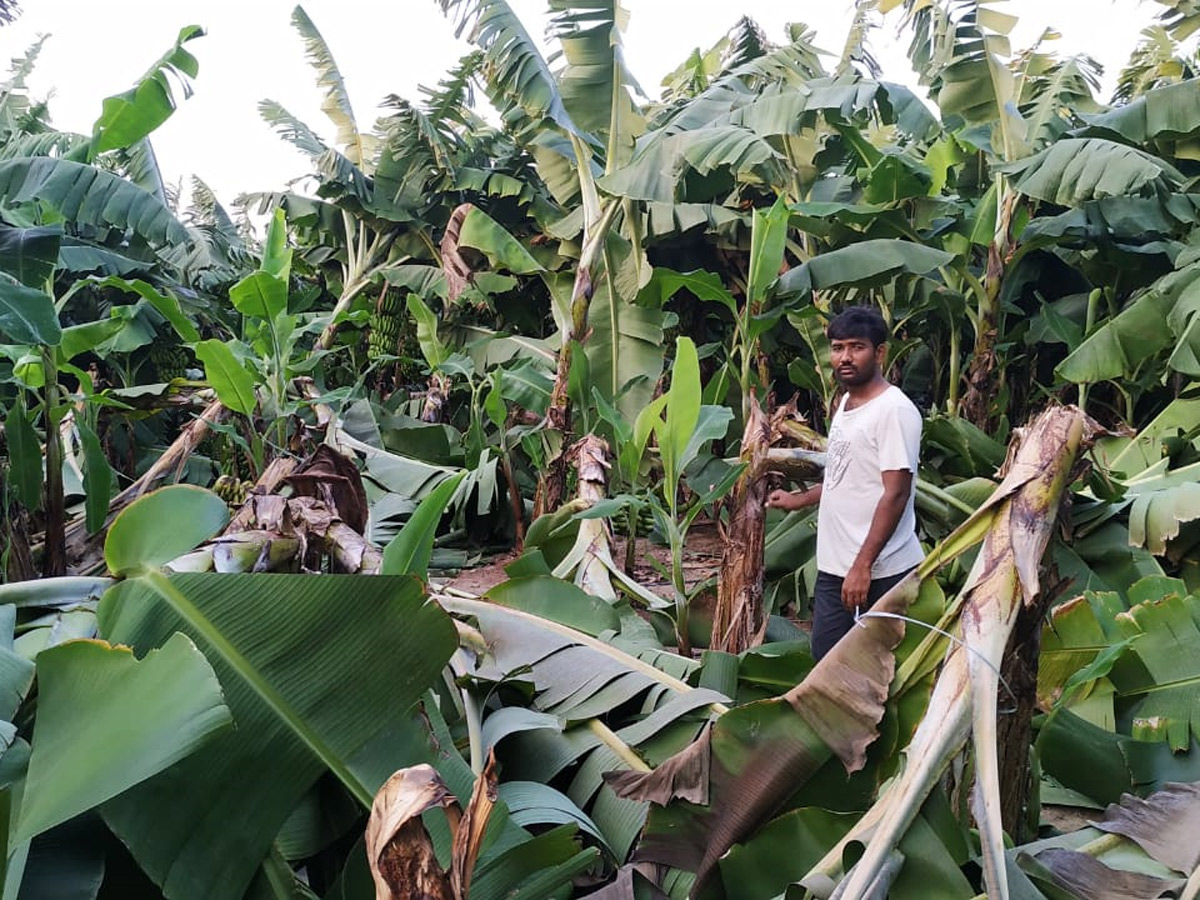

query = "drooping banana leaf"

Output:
[[1002, 138, 1184, 206], [437, 581, 723, 862], [289, 6, 379, 169], [435, 0, 583, 141], [1009, 779, 1200, 897], [0, 157, 189, 249], [89, 25, 204, 157], [774, 239, 955, 300], [546, 0, 644, 161], [1078, 78, 1200, 152]]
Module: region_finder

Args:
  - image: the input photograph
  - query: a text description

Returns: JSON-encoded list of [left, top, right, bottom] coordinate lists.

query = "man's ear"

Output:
[[875, 342, 888, 368]]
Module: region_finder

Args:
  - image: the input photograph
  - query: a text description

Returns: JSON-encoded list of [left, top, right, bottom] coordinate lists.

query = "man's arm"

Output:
[[766, 484, 823, 511], [840, 469, 912, 610]]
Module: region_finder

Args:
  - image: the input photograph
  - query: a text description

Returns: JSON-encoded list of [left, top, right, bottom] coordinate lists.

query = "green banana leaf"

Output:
[[14, 634, 231, 844], [774, 239, 954, 299], [103, 483, 229, 576], [0, 157, 190, 249], [1079, 79, 1200, 149], [3, 400, 41, 509], [1002, 138, 1184, 206], [96, 572, 458, 900], [0, 275, 60, 346], [547, 0, 643, 149], [380, 472, 466, 579], [195, 339, 258, 416], [0, 223, 60, 287], [90, 25, 203, 156], [585, 263, 664, 422], [439, 586, 720, 861], [456, 205, 544, 274]]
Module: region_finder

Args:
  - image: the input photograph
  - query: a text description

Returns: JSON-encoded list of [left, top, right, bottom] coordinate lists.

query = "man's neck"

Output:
[[844, 375, 890, 409]]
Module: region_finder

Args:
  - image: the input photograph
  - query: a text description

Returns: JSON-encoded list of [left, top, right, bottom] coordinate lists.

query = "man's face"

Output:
[[829, 336, 885, 387]]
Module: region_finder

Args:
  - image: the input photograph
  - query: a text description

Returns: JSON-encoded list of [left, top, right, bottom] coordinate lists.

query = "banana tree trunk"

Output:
[[536, 203, 619, 517], [962, 189, 1018, 428], [567, 434, 617, 601], [2, 508, 35, 582], [996, 596, 1046, 842], [711, 401, 771, 654], [712, 401, 822, 654]]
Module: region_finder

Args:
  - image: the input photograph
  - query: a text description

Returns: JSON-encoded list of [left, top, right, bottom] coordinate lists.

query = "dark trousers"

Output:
[[811, 569, 912, 661]]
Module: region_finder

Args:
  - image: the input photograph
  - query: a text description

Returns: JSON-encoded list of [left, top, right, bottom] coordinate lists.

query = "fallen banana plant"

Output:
[[608, 406, 1093, 899], [816, 405, 1091, 900], [433, 577, 729, 863]]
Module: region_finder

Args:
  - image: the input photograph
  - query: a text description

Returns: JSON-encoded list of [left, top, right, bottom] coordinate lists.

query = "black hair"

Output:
[[826, 306, 889, 347]]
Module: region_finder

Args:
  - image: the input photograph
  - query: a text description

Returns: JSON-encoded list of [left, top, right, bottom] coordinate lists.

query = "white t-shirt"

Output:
[[816, 385, 924, 578]]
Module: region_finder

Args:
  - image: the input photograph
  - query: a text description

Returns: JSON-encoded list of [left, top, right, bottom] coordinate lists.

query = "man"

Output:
[[767, 306, 923, 660]]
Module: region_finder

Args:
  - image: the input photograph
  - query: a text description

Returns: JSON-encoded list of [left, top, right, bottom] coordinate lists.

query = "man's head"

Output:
[[827, 306, 889, 388]]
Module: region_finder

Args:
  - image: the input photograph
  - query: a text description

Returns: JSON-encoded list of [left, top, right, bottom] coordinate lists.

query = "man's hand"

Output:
[[766, 486, 821, 511], [766, 489, 798, 510], [841, 559, 871, 611]]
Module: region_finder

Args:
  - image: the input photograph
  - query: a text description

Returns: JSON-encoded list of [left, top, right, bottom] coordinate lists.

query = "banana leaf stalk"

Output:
[[810, 406, 1092, 900]]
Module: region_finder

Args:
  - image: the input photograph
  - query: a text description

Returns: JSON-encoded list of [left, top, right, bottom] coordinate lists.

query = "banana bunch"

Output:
[[212, 474, 253, 508], [149, 344, 191, 382], [367, 288, 406, 360], [610, 504, 655, 538]]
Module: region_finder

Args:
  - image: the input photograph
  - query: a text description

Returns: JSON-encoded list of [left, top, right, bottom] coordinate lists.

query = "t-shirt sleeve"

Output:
[[877, 394, 921, 473]]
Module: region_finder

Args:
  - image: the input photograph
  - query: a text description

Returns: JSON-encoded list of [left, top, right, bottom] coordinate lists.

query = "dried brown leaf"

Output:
[[441, 203, 477, 304], [787, 574, 917, 773], [284, 444, 369, 534], [450, 752, 498, 900], [1094, 781, 1200, 873], [1028, 848, 1184, 899], [582, 865, 669, 900], [366, 765, 457, 900], [605, 723, 711, 805], [568, 434, 612, 489]]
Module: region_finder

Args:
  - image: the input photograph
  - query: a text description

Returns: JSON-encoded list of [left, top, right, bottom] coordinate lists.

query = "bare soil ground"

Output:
[[441, 521, 726, 597]]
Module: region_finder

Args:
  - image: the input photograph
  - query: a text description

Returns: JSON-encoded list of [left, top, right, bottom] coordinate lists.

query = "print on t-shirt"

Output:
[[826, 423, 851, 488]]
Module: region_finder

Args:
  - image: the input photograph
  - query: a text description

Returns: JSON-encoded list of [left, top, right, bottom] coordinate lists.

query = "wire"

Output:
[[852, 608, 1019, 712]]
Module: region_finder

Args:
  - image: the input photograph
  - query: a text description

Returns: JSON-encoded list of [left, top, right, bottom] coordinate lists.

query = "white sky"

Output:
[[0, 1, 1161, 211]]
